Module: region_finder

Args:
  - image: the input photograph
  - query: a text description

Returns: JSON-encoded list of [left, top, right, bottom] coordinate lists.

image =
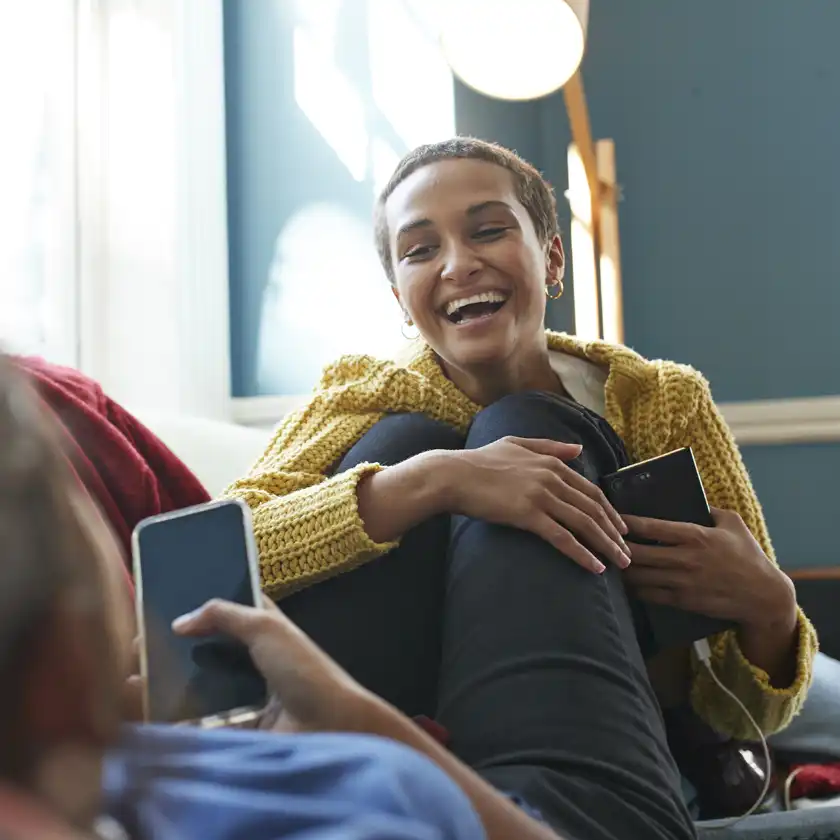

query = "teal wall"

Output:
[[460, 1, 840, 403], [456, 1, 840, 569], [224, 1, 840, 567], [224, 0, 455, 397], [224, 0, 387, 397], [743, 444, 840, 569]]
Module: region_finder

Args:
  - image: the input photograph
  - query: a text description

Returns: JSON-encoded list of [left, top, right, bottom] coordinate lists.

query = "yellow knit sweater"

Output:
[[224, 331, 816, 739]]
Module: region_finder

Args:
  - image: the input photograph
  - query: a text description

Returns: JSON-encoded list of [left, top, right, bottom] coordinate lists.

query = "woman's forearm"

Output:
[[356, 450, 458, 543], [360, 698, 560, 840]]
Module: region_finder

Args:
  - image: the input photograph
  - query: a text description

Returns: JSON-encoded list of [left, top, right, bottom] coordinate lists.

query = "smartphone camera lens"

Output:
[[611, 479, 624, 493]]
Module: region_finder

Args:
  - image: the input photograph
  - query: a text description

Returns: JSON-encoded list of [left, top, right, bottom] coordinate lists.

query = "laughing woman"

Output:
[[225, 137, 816, 840]]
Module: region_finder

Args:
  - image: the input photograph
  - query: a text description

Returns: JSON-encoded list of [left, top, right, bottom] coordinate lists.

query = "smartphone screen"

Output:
[[133, 500, 267, 724]]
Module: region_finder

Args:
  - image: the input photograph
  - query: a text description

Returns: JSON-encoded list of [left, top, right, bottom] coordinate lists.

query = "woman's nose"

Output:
[[440, 244, 483, 284]]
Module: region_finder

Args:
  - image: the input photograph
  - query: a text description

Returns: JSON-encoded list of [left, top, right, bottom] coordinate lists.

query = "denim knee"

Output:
[[337, 412, 465, 472], [467, 391, 587, 447], [467, 391, 626, 479]]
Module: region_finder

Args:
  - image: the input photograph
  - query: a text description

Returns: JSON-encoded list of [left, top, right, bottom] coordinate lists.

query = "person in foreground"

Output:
[[0, 355, 565, 840], [225, 137, 817, 837]]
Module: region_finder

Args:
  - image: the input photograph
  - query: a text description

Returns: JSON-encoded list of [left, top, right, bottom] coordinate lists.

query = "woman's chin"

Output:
[[441, 334, 515, 371]]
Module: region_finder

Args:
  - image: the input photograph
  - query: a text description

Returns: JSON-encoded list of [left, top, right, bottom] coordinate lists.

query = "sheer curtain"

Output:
[[0, 0, 231, 420], [0, 1, 79, 364], [77, 0, 232, 420]]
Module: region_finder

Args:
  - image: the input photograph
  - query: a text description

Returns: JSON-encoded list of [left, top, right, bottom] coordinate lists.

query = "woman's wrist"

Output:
[[357, 450, 461, 544], [425, 449, 467, 513], [739, 565, 797, 633], [736, 567, 799, 687]]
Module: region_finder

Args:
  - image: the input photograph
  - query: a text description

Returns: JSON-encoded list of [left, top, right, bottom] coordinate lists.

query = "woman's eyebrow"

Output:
[[396, 218, 433, 241], [465, 200, 515, 217], [396, 200, 515, 242]]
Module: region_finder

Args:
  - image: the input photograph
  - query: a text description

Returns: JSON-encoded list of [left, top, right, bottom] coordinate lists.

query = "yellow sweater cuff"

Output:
[[250, 462, 400, 597], [690, 606, 818, 739]]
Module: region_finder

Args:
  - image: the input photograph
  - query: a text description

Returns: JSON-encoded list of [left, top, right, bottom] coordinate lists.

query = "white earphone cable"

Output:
[[692, 638, 773, 828]]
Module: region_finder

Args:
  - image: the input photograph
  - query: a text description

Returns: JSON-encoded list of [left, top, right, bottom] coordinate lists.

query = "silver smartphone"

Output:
[[132, 499, 267, 727]]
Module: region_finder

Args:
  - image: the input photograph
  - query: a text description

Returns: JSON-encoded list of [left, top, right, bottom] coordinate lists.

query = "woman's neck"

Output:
[[443, 350, 564, 407]]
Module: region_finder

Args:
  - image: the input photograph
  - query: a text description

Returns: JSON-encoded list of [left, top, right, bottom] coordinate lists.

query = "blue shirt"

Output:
[[102, 724, 486, 839]]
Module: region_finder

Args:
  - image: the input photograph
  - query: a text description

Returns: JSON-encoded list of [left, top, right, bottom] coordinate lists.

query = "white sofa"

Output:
[[136, 411, 272, 497]]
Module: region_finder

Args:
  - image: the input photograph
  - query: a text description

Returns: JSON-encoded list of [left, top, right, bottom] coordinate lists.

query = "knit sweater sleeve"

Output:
[[222, 369, 399, 598], [675, 373, 817, 738]]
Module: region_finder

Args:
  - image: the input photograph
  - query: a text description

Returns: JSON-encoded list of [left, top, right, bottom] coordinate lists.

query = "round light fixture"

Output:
[[440, 0, 589, 101]]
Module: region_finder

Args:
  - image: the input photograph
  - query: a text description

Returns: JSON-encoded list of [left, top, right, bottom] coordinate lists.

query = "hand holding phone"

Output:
[[172, 597, 374, 735], [133, 499, 268, 726], [601, 448, 735, 652]]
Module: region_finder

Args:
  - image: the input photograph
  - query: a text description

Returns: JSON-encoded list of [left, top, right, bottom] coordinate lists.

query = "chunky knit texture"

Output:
[[224, 331, 816, 739]]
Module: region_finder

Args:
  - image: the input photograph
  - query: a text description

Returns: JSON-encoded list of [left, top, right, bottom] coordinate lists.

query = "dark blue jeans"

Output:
[[282, 392, 696, 840]]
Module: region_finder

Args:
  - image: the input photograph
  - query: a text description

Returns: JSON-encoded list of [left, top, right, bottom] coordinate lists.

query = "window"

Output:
[[0, 1, 78, 364], [233, 0, 456, 398]]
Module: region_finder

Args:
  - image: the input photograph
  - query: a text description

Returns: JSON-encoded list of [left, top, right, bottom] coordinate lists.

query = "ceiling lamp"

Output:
[[440, 0, 589, 101]]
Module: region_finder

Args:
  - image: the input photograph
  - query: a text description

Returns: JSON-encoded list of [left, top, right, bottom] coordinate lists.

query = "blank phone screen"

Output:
[[136, 501, 266, 722]]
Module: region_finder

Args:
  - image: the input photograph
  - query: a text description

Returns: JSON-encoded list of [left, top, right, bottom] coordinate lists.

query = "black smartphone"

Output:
[[133, 499, 267, 726], [601, 448, 734, 651]]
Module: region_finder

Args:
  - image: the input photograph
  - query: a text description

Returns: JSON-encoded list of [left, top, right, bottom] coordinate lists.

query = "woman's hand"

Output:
[[445, 437, 631, 573], [173, 596, 378, 735], [621, 508, 794, 626], [622, 508, 800, 686], [358, 438, 630, 573]]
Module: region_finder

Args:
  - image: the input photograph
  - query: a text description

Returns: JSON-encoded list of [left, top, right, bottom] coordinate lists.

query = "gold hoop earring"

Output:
[[401, 318, 420, 341], [545, 279, 564, 300]]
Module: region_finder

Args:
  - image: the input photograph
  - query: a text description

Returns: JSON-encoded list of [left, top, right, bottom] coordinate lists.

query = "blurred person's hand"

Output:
[[173, 597, 379, 735]]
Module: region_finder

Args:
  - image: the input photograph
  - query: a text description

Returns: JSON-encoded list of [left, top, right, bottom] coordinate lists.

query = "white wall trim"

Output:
[[232, 395, 309, 429], [719, 394, 840, 446], [232, 393, 840, 444]]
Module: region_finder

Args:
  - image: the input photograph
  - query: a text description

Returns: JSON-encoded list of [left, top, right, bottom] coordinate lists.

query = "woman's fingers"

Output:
[[625, 542, 690, 568], [530, 513, 606, 574], [546, 474, 631, 560], [546, 494, 631, 568], [623, 565, 685, 589], [172, 598, 273, 643], [622, 515, 704, 545], [555, 461, 628, 535], [511, 436, 583, 463]]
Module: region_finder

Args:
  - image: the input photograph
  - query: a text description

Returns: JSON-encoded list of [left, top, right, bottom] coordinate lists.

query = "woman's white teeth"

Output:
[[445, 291, 508, 316]]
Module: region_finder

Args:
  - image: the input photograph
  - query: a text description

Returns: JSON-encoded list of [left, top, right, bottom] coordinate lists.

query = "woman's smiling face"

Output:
[[386, 158, 564, 377]]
